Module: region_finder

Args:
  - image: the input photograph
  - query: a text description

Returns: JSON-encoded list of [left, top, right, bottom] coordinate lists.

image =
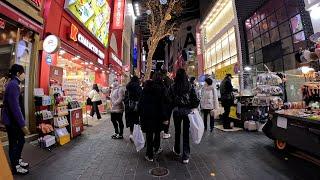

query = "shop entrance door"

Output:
[[0, 16, 33, 141]]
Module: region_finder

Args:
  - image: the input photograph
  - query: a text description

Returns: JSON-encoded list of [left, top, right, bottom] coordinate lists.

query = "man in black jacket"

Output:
[[220, 74, 234, 129]]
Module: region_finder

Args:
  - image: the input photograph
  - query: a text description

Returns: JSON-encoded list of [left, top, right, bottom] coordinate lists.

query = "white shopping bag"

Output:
[[133, 124, 145, 152], [188, 109, 204, 144]]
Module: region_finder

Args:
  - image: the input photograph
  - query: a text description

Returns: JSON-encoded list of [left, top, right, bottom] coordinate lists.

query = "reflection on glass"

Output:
[[290, 14, 303, 34], [293, 31, 305, 43]]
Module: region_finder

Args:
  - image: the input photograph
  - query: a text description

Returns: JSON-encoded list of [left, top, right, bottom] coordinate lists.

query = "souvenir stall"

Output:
[[238, 67, 285, 131], [263, 34, 320, 156]]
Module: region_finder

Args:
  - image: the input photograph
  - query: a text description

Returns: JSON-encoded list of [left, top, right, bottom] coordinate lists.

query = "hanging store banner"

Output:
[[112, 0, 125, 30]]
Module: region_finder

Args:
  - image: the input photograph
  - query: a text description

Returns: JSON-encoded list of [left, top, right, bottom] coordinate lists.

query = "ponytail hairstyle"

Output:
[[9, 64, 25, 78]]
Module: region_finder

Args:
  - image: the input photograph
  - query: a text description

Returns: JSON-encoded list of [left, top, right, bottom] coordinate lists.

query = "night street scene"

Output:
[[1, 0, 320, 179]]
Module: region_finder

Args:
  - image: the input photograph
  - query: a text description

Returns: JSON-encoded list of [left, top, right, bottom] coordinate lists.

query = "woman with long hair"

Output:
[[88, 84, 102, 120], [124, 76, 142, 142], [139, 72, 166, 161], [2, 64, 30, 175], [169, 68, 199, 164]]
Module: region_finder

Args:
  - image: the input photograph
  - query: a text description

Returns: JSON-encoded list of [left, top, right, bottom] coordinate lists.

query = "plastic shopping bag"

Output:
[[133, 124, 145, 152], [188, 109, 204, 144]]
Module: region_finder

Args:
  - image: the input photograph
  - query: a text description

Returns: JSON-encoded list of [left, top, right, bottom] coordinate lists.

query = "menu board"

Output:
[[65, 0, 111, 47]]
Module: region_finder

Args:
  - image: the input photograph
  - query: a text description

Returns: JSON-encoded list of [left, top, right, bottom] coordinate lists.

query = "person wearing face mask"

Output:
[[2, 64, 30, 175], [110, 81, 125, 139]]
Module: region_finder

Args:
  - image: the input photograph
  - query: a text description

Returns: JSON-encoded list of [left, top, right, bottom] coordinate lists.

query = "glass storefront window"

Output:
[[279, 21, 291, 39], [276, 7, 288, 24], [222, 37, 230, 60], [254, 37, 262, 50], [281, 36, 293, 55], [270, 27, 280, 43], [261, 32, 270, 46]]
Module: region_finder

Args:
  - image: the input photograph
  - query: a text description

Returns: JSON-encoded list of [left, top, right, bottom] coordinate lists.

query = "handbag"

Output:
[[86, 97, 92, 105]]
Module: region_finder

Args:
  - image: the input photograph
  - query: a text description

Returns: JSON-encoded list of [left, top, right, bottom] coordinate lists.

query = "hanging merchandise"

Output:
[[165, 14, 172, 20], [160, 0, 167, 5]]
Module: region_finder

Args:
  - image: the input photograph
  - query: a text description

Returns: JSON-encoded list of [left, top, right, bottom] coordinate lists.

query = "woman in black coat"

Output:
[[124, 76, 142, 142], [139, 72, 166, 162]]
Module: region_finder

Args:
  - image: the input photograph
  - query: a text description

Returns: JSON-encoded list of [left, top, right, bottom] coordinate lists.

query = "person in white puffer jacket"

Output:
[[200, 78, 215, 132], [88, 84, 102, 120], [110, 81, 125, 139]]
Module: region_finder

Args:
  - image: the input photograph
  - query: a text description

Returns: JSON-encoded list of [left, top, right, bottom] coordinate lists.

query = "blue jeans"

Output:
[[173, 111, 190, 160], [6, 125, 25, 168]]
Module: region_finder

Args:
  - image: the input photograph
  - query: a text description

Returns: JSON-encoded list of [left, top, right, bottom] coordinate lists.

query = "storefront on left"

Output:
[[0, 0, 44, 141], [36, 0, 111, 147]]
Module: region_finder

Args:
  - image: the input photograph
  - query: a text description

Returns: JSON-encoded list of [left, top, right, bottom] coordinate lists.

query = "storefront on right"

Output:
[[237, 0, 320, 156]]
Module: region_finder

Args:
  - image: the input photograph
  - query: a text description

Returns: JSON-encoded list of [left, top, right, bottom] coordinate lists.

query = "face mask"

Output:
[[18, 73, 26, 81]]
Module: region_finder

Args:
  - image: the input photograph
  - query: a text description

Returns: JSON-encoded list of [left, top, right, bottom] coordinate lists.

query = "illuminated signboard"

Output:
[[65, 0, 111, 47], [112, 0, 125, 30], [70, 24, 105, 59]]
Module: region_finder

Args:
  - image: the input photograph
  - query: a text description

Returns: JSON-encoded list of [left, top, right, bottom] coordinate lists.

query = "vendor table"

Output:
[[263, 113, 320, 157]]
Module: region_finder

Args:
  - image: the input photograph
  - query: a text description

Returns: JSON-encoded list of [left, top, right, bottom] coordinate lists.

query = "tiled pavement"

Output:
[[14, 115, 320, 180]]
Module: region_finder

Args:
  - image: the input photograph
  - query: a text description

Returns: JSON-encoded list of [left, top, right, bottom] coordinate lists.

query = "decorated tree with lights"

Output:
[[143, 0, 182, 78]]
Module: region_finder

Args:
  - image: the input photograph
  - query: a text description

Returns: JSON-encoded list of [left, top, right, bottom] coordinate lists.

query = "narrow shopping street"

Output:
[[10, 115, 319, 180]]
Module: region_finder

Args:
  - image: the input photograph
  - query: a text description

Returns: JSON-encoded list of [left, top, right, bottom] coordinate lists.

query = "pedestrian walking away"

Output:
[[88, 84, 102, 120], [110, 81, 125, 139], [161, 69, 173, 139], [139, 72, 167, 162], [2, 64, 30, 175], [200, 78, 215, 132], [124, 76, 142, 142], [220, 74, 234, 129], [169, 68, 200, 164]]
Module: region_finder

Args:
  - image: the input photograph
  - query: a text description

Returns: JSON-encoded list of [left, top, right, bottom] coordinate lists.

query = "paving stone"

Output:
[[12, 114, 320, 180]]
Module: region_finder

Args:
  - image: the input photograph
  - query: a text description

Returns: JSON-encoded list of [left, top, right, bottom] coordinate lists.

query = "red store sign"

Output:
[[69, 24, 105, 59], [112, 0, 125, 30]]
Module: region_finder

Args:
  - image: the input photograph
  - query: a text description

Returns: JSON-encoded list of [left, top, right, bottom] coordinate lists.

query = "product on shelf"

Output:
[[56, 106, 69, 116], [54, 116, 69, 128], [35, 110, 53, 121], [35, 96, 52, 106], [55, 127, 70, 145], [38, 123, 54, 134], [38, 135, 56, 148]]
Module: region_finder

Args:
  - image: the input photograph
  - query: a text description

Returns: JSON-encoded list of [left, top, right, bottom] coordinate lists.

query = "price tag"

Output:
[[76, 127, 80, 132], [277, 116, 287, 129], [76, 113, 79, 119], [54, 69, 59, 75]]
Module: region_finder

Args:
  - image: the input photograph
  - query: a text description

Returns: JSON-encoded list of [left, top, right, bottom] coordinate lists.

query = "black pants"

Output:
[[6, 125, 25, 168], [202, 109, 214, 130], [125, 112, 139, 133], [222, 105, 231, 128], [146, 131, 161, 159], [111, 113, 124, 135], [173, 113, 190, 160], [90, 102, 101, 119]]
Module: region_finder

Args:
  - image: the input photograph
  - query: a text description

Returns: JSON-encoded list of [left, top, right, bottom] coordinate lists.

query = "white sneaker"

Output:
[[172, 147, 181, 156], [15, 165, 29, 175], [154, 147, 163, 155], [145, 156, 154, 162], [19, 159, 29, 168], [163, 133, 171, 139], [129, 135, 134, 143], [182, 159, 189, 164]]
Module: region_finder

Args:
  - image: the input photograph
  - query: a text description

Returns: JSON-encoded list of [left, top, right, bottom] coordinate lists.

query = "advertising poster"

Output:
[[70, 108, 83, 138], [65, 0, 111, 47]]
